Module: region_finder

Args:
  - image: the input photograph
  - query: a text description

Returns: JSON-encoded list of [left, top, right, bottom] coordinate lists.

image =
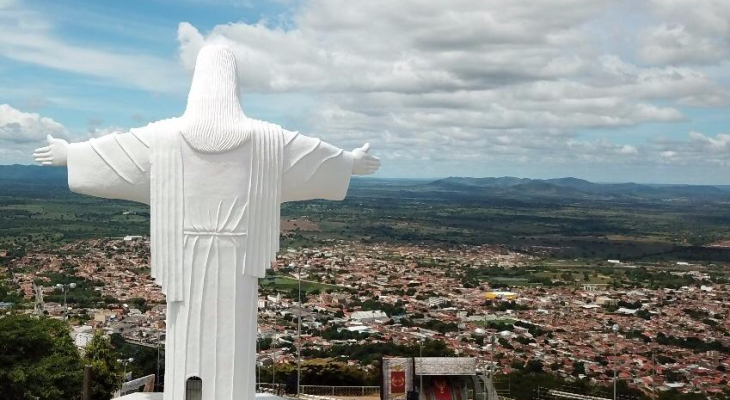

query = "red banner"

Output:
[[432, 377, 452, 400], [390, 370, 406, 394]]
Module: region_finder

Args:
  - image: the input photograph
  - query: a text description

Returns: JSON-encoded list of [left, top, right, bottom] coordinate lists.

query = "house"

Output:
[[350, 310, 389, 322]]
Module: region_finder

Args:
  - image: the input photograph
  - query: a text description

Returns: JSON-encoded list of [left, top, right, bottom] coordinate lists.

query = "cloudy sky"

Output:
[[1, 0, 729, 183]]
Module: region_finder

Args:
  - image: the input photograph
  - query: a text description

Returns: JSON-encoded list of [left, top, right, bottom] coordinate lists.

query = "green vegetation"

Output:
[[0, 315, 145, 400], [401, 318, 459, 333], [259, 276, 337, 292], [496, 370, 644, 400], [474, 318, 515, 329], [0, 315, 84, 400], [257, 359, 376, 386], [655, 332, 730, 354], [0, 179, 149, 247], [0, 282, 22, 303], [37, 272, 107, 309], [319, 326, 371, 341], [109, 334, 163, 382], [347, 298, 406, 316], [3, 168, 730, 264], [460, 263, 725, 290], [83, 331, 123, 400], [301, 339, 455, 365]]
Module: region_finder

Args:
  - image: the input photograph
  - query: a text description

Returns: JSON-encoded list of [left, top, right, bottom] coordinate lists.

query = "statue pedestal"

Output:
[[117, 393, 289, 400]]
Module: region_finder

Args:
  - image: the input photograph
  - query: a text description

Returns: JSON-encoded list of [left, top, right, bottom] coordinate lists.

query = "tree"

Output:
[[84, 330, 123, 400], [524, 359, 544, 374], [636, 309, 652, 320], [573, 361, 586, 376], [109, 333, 163, 380], [127, 297, 149, 313], [659, 390, 706, 400], [0, 315, 84, 400]]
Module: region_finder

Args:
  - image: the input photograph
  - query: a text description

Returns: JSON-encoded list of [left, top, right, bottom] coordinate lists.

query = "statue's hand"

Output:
[[33, 135, 69, 166], [351, 143, 381, 175]]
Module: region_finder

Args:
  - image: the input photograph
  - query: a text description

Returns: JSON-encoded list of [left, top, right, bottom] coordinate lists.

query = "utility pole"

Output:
[[117, 358, 134, 382], [651, 348, 657, 400], [33, 284, 44, 317], [272, 327, 277, 388], [489, 334, 495, 376], [456, 318, 460, 357], [156, 330, 161, 392], [83, 365, 91, 400], [612, 324, 620, 400], [483, 311, 488, 372], [297, 263, 303, 398], [419, 339, 424, 399], [56, 283, 76, 320]]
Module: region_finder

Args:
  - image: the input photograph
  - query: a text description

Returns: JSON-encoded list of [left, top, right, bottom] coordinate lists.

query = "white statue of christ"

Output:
[[32, 45, 380, 400]]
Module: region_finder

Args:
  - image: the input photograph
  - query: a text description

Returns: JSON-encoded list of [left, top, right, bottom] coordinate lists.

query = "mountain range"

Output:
[[422, 176, 730, 200], [1, 164, 729, 201]]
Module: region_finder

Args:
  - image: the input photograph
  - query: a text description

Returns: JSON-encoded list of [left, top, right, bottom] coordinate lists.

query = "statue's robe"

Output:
[[66, 118, 353, 400]]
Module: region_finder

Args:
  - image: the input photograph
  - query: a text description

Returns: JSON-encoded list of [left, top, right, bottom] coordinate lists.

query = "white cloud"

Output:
[[619, 145, 639, 155], [0, 0, 185, 93], [640, 0, 730, 65], [0, 103, 66, 144], [177, 0, 611, 93], [652, 132, 730, 167], [0, 103, 68, 164], [0, 104, 130, 164], [688, 131, 730, 153], [87, 126, 126, 138], [175, 0, 730, 178], [639, 24, 723, 65], [2, 0, 727, 180]]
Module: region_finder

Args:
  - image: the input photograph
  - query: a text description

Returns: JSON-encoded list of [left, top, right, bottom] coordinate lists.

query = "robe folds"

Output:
[[148, 119, 284, 302], [67, 118, 353, 298], [66, 118, 354, 400]]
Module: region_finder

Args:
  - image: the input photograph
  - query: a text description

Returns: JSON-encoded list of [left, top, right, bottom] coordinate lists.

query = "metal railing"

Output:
[[299, 385, 381, 398], [257, 383, 287, 395], [116, 374, 155, 397]]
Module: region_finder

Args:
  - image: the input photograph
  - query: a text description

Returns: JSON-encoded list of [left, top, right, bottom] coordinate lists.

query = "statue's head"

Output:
[[182, 44, 250, 152], [186, 44, 241, 111]]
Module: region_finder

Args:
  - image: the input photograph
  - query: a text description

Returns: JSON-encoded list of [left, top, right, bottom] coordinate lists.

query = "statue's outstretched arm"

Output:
[[33, 135, 69, 166], [350, 143, 381, 176], [32, 127, 155, 204], [281, 130, 381, 202]]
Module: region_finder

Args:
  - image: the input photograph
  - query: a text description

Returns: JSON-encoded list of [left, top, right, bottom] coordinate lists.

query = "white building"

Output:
[[350, 310, 389, 322]]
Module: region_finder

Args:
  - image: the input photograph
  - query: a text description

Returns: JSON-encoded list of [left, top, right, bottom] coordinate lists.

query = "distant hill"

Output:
[[0, 164, 68, 186], [1, 164, 728, 201], [425, 176, 730, 201]]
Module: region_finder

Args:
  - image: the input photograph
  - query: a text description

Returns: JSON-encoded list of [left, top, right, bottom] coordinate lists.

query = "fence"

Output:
[[257, 383, 286, 395], [533, 385, 638, 400], [492, 375, 511, 396], [299, 385, 381, 398], [115, 374, 155, 397]]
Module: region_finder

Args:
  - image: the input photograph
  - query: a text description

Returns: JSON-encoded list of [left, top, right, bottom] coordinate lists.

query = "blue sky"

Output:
[[1, 0, 729, 183]]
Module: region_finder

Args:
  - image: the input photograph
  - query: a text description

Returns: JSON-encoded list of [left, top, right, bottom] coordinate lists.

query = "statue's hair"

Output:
[[181, 44, 251, 154]]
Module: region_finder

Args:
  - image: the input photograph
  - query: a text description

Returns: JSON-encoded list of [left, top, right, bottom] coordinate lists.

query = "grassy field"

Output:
[[0, 184, 148, 246], [2, 170, 730, 264], [473, 318, 516, 327], [260, 276, 340, 292]]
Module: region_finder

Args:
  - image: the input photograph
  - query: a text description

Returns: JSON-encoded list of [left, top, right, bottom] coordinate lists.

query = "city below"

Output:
[[3, 236, 728, 398]]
